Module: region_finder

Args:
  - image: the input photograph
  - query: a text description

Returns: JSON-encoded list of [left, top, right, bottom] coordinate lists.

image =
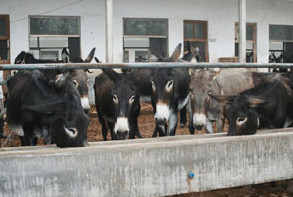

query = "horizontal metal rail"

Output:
[[0, 62, 293, 70], [0, 81, 7, 85]]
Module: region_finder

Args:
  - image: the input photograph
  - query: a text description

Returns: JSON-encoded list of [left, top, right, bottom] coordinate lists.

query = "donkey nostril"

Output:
[[155, 117, 167, 125], [116, 131, 128, 139], [194, 124, 204, 130]]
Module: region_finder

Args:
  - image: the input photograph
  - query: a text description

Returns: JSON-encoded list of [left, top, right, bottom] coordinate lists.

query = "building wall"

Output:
[[1, 0, 293, 63], [0, 0, 105, 63]]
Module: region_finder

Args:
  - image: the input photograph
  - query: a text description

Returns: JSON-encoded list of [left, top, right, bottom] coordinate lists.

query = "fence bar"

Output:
[[1, 62, 293, 70]]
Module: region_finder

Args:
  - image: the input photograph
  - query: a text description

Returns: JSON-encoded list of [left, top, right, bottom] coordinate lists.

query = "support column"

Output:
[[239, 0, 246, 63], [105, 0, 113, 63]]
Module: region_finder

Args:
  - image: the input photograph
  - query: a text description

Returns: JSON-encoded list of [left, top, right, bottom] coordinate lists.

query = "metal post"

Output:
[[239, 0, 246, 63], [105, 0, 113, 63]]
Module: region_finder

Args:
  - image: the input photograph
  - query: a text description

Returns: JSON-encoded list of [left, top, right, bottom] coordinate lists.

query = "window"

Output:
[[184, 20, 208, 62], [269, 25, 293, 63], [123, 18, 168, 62], [29, 16, 80, 60], [0, 15, 10, 62], [235, 23, 257, 63]]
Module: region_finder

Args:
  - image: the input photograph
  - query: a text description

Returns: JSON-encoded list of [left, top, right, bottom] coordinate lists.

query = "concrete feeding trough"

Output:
[[0, 129, 292, 197]]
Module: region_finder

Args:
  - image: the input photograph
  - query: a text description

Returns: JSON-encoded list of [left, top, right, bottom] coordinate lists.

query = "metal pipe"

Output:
[[239, 0, 246, 63], [105, 0, 113, 63], [1, 62, 293, 70], [0, 81, 7, 85]]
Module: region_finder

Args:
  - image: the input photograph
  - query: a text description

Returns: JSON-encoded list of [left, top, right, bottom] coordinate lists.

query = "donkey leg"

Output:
[[22, 123, 36, 146], [189, 119, 195, 134], [179, 106, 187, 128], [98, 112, 108, 141], [205, 119, 213, 134], [108, 122, 115, 140], [152, 126, 158, 137], [135, 121, 142, 138], [129, 121, 140, 139], [168, 111, 178, 136]]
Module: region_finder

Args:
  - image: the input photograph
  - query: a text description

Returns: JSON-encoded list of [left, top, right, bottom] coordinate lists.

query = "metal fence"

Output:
[[0, 62, 293, 70]]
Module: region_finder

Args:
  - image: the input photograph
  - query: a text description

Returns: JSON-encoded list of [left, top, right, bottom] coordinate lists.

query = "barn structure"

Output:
[[2, 0, 293, 104], [1, 0, 293, 65]]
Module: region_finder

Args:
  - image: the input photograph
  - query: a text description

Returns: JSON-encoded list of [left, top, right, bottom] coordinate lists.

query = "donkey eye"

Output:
[[113, 94, 118, 103], [73, 80, 79, 87], [151, 81, 156, 91], [236, 117, 247, 126], [166, 80, 174, 91], [129, 95, 135, 104]]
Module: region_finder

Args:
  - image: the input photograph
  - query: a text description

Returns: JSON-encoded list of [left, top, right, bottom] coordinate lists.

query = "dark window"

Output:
[[0, 15, 9, 61], [235, 23, 257, 63], [123, 18, 168, 62], [30, 16, 80, 35], [194, 23, 205, 39], [184, 20, 208, 62], [68, 37, 80, 59], [123, 18, 168, 36], [0, 18, 7, 37], [270, 25, 293, 41], [29, 16, 80, 60], [0, 40, 8, 60], [269, 25, 293, 63]]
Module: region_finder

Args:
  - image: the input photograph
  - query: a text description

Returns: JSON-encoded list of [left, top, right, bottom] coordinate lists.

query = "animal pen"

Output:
[[0, 62, 292, 197]]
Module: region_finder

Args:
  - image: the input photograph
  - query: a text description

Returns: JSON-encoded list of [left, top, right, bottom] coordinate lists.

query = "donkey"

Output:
[[94, 69, 141, 140], [188, 68, 255, 134], [151, 67, 190, 136], [14, 48, 96, 113], [211, 76, 293, 135]]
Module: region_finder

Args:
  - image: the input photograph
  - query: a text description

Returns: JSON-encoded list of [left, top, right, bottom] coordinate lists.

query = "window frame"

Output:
[[183, 20, 209, 62], [29, 15, 81, 60], [0, 15, 10, 63], [235, 22, 257, 63], [122, 17, 169, 62]]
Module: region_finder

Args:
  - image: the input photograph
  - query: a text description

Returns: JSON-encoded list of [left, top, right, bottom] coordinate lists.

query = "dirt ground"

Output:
[[0, 103, 291, 196]]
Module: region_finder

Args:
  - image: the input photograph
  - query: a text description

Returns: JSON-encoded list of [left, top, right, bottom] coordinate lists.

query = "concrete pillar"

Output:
[[239, 0, 246, 63], [105, 0, 113, 63]]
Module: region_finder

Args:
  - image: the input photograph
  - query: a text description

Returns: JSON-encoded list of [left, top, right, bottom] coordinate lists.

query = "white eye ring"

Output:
[[166, 80, 174, 92], [236, 117, 247, 126], [113, 94, 118, 103], [73, 79, 79, 87], [151, 81, 156, 91], [129, 95, 135, 104]]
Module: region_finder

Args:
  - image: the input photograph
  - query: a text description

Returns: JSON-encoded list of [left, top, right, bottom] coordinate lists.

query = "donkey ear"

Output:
[[94, 57, 102, 63], [209, 94, 237, 103], [102, 68, 120, 81], [84, 48, 96, 63], [22, 101, 65, 115], [148, 52, 158, 62], [62, 48, 70, 63], [248, 98, 266, 107], [189, 68, 195, 76], [169, 43, 182, 62]]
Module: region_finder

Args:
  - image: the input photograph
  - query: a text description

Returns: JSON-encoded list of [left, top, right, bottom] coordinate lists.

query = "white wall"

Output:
[[0, 0, 105, 63], [1, 0, 293, 63], [114, 0, 238, 62]]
